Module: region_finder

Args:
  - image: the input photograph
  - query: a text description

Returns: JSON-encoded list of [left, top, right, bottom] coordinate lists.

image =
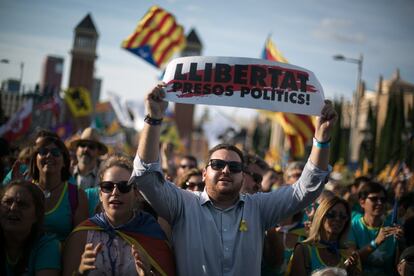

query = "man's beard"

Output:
[[79, 153, 94, 165]]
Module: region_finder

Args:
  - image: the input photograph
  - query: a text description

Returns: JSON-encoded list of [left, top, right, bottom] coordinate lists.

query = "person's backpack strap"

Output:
[[67, 183, 79, 225]]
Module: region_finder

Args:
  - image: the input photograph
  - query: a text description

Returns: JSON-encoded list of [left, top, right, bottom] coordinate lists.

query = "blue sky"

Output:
[[1, 0, 413, 123]]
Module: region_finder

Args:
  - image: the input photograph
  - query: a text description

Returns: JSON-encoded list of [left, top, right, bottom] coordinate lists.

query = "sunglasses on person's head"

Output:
[[99, 181, 132, 194], [207, 159, 243, 173], [79, 142, 97, 150], [325, 210, 348, 220], [366, 196, 387, 203], [38, 147, 61, 157], [244, 170, 263, 184]]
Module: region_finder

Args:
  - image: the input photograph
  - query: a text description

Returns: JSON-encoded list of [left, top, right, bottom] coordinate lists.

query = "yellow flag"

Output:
[[64, 87, 93, 117]]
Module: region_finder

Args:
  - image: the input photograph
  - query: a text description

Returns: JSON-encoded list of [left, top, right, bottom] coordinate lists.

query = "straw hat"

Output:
[[70, 127, 108, 155]]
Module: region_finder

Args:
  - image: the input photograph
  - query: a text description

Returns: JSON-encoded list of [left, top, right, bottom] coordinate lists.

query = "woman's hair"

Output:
[[98, 154, 133, 181], [17, 146, 33, 163], [178, 168, 203, 189], [0, 180, 45, 275], [311, 267, 347, 276], [303, 196, 351, 248], [29, 136, 71, 182]]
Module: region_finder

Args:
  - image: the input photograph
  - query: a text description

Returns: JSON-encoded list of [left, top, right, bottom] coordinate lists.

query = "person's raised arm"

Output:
[[309, 100, 337, 171], [138, 84, 168, 163]]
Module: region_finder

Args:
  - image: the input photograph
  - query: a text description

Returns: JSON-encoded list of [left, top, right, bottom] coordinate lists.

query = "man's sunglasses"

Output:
[[244, 170, 263, 184], [79, 142, 97, 150], [38, 147, 61, 157], [99, 181, 132, 194], [366, 196, 387, 203], [207, 159, 243, 173], [325, 210, 348, 220]]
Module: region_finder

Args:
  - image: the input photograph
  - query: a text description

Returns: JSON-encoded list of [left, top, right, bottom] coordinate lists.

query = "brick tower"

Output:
[[66, 13, 99, 130]]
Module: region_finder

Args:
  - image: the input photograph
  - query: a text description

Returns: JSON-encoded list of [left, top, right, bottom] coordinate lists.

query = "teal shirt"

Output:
[[349, 216, 397, 276], [6, 234, 61, 275], [306, 245, 348, 273], [85, 187, 100, 217], [44, 182, 73, 241]]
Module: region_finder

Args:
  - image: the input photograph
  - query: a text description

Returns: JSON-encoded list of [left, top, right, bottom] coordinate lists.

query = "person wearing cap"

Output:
[[397, 246, 414, 276], [130, 85, 337, 275], [70, 127, 108, 190]]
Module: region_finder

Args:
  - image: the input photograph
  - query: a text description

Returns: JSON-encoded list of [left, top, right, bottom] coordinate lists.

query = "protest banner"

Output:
[[162, 56, 325, 116]]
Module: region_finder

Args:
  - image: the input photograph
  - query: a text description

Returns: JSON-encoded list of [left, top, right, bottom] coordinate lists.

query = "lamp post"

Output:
[[333, 53, 363, 166], [0, 58, 25, 93]]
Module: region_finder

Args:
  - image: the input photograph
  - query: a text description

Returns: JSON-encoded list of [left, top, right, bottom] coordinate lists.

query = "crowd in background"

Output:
[[0, 88, 414, 275]]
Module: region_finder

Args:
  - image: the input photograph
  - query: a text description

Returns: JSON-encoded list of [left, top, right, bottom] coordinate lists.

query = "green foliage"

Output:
[[330, 100, 349, 165], [359, 102, 376, 174], [375, 91, 405, 172]]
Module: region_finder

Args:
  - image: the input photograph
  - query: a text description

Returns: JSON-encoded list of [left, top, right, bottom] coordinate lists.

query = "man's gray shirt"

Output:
[[131, 156, 330, 276]]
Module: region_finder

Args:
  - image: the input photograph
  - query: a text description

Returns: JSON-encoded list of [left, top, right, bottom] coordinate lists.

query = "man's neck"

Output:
[[209, 194, 239, 210], [363, 214, 382, 227], [77, 161, 96, 175]]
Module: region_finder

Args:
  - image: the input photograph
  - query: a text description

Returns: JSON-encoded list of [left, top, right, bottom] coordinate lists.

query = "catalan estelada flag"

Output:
[[262, 35, 315, 158], [262, 36, 288, 63], [122, 6, 186, 68]]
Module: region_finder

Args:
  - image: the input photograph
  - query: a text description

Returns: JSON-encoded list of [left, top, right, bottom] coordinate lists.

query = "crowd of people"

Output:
[[0, 84, 413, 275]]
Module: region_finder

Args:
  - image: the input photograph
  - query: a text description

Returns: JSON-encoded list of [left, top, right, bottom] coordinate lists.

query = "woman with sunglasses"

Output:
[[348, 181, 404, 275], [288, 196, 361, 276], [0, 180, 61, 275], [29, 136, 89, 241], [62, 155, 175, 276], [177, 168, 204, 192]]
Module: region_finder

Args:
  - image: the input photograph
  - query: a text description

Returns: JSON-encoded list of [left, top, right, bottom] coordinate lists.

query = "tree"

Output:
[[359, 102, 376, 174], [375, 91, 405, 171], [330, 99, 349, 165]]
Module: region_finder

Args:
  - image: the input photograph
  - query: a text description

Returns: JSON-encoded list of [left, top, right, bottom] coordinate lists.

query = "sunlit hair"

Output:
[[98, 154, 133, 181], [29, 136, 71, 182], [285, 161, 305, 173], [311, 267, 347, 276], [303, 196, 351, 248], [17, 146, 33, 163], [178, 168, 202, 189], [207, 144, 244, 164]]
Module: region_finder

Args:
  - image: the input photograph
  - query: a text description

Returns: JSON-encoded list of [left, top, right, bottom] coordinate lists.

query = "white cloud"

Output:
[[312, 17, 366, 44]]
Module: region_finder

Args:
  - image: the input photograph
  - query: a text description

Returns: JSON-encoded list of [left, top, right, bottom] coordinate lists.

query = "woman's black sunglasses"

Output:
[[38, 147, 61, 157], [99, 181, 132, 194]]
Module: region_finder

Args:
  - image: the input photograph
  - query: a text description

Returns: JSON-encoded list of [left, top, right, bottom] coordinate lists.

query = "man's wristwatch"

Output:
[[144, 115, 163, 125]]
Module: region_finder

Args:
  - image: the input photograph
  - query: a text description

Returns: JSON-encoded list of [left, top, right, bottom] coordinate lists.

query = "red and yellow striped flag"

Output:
[[262, 36, 315, 158], [122, 6, 186, 68]]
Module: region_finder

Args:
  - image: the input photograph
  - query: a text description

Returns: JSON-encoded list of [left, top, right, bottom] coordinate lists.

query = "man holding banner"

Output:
[[131, 60, 337, 275]]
